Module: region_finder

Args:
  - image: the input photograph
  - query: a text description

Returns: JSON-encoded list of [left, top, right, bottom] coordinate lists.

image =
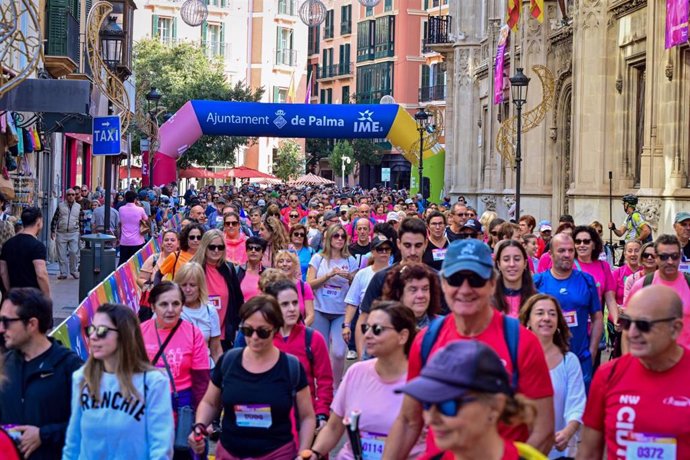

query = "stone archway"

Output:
[[553, 80, 573, 217]]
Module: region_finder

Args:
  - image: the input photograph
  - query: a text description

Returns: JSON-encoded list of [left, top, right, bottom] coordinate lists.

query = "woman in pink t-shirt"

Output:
[[236, 236, 268, 303], [274, 249, 315, 325], [492, 240, 537, 318], [139, 282, 209, 459], [612, 240, 642, 305], [310, 301, 422, 460], [190, 230, 245, 350]]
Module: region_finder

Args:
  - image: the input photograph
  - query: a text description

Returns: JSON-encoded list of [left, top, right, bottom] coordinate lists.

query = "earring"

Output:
[[557, 328, 561, 334]]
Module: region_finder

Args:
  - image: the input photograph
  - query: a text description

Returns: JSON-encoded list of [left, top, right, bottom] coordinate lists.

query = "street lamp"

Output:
[[145, 87, 162, 187], [100, 16, 125, 235], [341, 155, 351, 189], [509, 67, 530, 221], [414, 108, 429, 198]]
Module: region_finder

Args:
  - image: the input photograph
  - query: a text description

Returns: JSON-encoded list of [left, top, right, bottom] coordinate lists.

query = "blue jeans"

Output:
[[312, 310, 346, 390]]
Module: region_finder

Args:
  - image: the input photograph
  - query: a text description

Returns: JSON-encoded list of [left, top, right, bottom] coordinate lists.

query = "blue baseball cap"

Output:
[[441, 239, 494, 280], [396, 341, 512, 403]]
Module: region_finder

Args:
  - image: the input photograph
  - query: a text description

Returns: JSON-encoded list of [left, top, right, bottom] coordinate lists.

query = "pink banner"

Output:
[[666, 0, 689, 48], [494, 26, 510, 105]]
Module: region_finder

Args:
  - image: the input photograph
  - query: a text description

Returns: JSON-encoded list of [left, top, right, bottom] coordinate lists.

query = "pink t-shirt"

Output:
[[503, 294, 522, 318], [537, 252, 552, 273], [206, 265, 229, 340], [140, 319, 209, 391], [119, 203, 147, 246], [575, 259, 615, 300], [225, 233, 248, 266], [612, 264, 638, 305], [296, 279, 315, 317], [240, 270, 261, 301], [627, 272, 690, 348], [331, 359, 424, 460]]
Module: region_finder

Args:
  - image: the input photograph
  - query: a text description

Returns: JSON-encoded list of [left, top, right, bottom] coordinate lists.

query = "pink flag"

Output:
[[666, 0, 689, 48], [494, 26, 510, 105]]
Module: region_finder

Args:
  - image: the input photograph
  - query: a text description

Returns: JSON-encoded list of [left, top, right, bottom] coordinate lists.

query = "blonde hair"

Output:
[[479, 211, 498, 230], [274, 249, 301, 279], [174, 261, 209, 306], [321, 223, 351, 260], [191, 229, 227, 267], [259, 268, 291, 292]]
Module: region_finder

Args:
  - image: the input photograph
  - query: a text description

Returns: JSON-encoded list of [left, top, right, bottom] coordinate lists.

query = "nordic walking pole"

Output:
[[608, 171, 613, 246]]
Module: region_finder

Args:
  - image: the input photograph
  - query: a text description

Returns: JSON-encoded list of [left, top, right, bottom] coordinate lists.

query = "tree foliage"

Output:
[[328, 141, 356, 177], [273, 140, 304, 182], [132, 39, 264, 168]]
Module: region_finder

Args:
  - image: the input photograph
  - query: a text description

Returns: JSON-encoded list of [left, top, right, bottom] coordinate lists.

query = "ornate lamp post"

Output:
[[414, 108, 429, 198], [145, 87, 162, 187], [509, 67, 530, 221], [99, 15, 125, 233]]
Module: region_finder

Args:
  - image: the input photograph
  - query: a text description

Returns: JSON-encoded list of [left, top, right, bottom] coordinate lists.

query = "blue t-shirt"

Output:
[[297, 246, 314, 281], [534, 270, 601, 360]]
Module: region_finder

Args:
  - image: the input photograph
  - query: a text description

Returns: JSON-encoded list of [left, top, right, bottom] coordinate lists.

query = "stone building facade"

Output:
[[437, 0, 688, 235]]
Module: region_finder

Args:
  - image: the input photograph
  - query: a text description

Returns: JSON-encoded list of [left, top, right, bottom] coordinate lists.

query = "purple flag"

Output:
[[494, 26, 510, 105], [666, 0, 689, 48]]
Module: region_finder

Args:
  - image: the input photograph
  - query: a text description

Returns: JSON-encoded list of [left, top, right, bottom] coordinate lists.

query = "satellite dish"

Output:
[[380, 95, 396, 104]]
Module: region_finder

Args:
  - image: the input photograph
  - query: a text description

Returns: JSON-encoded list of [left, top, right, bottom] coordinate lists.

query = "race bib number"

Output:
[[323, 284, 342, 299], [216, 216, 223, 224], [563, 310, 579, 328], [679, 263, 690, 274], [624, 432, 677, 460], [432, 248, 447, 262], [209, 295, 222, 310], [361, 431, 386, 460], [234, 404, 272, 428]]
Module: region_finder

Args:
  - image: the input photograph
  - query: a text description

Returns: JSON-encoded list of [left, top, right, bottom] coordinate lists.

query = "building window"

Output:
[[276, 27, 295, 65], [320, 88, 333, 104], [324, 10, 334, 39], [339, 43, 351, 73], [342, 85, 350, 104], [357, 20, 375, 62], [634, 66, 645, 187], [356, 62, 394, 103], [308, 25, 320, 55], [156, 17, 173, 43], [273, 87, 289, 103], [202, 21, 225, 57], [385, 0, 393, 11], [366, 6, 373, 17], [374, 16, 395, 59], [341, 5, 352, 35], [278, 0, 296, 15]]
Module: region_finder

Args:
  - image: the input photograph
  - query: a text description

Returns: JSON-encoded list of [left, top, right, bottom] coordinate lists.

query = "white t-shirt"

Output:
[[345, 266, 378, 307], [181, 304, 221, 367], [310, 253, 358, 315]]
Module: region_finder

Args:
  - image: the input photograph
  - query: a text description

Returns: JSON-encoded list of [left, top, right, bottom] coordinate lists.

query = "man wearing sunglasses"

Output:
[[280, 194, 306, 222], [0, 288, 82, 460], [445, 203, 469, 242], [579, 285, 690, 460], [626, 234, 690, 349], [385, 239, 554, 458], [534, 233, 603, 392]]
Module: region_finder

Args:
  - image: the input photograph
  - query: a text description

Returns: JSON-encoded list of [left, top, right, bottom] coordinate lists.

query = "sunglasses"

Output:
[[423, 397, 478, 417], [455, 213, 467, 217], [445, 272, 489, 288], [290, 214, 299, 218], [360, 323, 396, 336], [332, 234, 346, 240], [641, 252, 656, 259], [247, 245, 263, 252], [66, 193, 75, 196], [375, 246, 392, 253], [0, 316, 25, 328], [188, 234, 202, 241], [456, 233, 476, 240], [208, 244, 225, 252], [224, 221, 240, 227], [85, 325, 118, 339], [239, 325, 273, 339], [658, 253, 681, 261], [292, 232, 305, 237], [618, 314, 677, 333], [574, 238, 592, 245]]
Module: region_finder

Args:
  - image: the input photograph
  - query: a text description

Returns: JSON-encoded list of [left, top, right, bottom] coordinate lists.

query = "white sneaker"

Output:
[[346, 350, 357, 360]]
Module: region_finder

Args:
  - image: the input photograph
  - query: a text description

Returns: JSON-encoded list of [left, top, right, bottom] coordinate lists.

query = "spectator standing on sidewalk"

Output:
[[118, 190, 148, 263], [0, 207, 51, 297], [50, 189, 83, 280], [0, 287, 83, 460]]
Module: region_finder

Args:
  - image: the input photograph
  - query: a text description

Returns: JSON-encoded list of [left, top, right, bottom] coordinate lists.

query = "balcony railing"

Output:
[[277, 0, 297, 16], [419, 84, 446, 102], [356, 89, 392, 104], [46, 11, 80, 66], [276, 48, 298, 66], [202, 41, 231, 59], [357, 46, 375, 62], [318, 62, 353, 79], [426, 15, 452, 45]]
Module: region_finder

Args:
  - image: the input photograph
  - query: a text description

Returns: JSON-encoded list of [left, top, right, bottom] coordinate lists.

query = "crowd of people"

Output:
[[0, 182, 689, 460]]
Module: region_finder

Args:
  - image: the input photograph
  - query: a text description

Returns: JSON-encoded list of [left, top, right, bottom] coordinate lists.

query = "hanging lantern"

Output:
[[358, 0, 381, 7], [299, 0, 327, 27], [180, 0, 208, 27]]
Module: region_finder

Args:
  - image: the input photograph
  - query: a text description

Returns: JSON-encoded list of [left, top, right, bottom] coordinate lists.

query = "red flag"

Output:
[[507, 0, 521, 31], [531, 0, 544, 23]]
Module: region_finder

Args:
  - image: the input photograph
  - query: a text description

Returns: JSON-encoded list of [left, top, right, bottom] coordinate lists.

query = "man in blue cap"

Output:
[[384, 239, 554, 459]]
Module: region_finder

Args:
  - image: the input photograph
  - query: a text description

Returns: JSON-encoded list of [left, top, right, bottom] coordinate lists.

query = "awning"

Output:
[[179, 167, 218, 179], [66, 133, 92, 144], [223, 166, 278, 180], [119, 166, 142, 178]]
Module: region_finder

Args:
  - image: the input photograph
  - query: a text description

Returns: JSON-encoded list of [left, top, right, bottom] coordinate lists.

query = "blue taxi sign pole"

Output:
[[92, 114, 121, 236]]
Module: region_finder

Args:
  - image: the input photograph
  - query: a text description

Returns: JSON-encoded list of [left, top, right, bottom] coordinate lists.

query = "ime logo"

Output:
[[354, 110, 382, 133]]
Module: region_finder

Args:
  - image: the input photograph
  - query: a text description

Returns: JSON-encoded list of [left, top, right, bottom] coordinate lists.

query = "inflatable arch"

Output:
[[154, 101, 445, 196]]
